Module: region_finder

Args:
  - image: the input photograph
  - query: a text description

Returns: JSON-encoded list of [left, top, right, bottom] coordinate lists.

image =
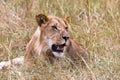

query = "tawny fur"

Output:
[[24, 14, 89, 69]]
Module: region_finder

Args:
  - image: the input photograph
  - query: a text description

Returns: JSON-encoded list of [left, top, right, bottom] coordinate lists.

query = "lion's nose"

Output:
[[62, 36, 69, 41]]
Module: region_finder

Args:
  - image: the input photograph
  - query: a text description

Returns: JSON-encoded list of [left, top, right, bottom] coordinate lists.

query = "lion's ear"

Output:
[[64, 16, 71, 23], [36, 14, 49, 26]]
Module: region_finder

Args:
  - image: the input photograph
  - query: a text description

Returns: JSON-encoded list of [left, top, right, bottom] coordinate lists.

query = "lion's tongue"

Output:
[[57, 45, 64, 50]]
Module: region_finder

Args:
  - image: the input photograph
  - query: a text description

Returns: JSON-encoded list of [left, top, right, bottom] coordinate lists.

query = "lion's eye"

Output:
[[52, 26, 58, 30], [65, 27, 68, 30]]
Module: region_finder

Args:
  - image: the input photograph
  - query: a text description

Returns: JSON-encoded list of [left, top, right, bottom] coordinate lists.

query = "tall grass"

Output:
[[0, 0, 120, 80]]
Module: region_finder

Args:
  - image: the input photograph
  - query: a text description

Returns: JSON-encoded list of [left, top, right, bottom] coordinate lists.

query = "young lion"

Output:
[[24, 14, 88, 69]]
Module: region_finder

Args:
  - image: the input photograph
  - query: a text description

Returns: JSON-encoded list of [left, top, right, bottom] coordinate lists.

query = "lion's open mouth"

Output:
[[52, 43, 66, 53]]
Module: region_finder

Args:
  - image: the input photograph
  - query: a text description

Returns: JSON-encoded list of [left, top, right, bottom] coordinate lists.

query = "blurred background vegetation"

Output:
[[0, 0, 120, 80]]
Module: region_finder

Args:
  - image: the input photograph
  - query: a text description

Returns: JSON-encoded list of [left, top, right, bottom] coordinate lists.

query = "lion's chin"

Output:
[[52, 52, 64, 58]]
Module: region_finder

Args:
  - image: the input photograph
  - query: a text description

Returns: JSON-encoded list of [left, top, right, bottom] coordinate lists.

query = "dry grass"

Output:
[[0, 0, 120, 80]]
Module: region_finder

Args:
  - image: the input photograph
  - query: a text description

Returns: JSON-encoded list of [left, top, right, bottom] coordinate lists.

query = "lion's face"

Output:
[[36, 14, 70, 57]]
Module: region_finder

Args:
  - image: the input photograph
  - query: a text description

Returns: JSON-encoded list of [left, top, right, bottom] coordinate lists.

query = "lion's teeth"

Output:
[[57, 46, 63, 50], [57, 46, 60, 50]]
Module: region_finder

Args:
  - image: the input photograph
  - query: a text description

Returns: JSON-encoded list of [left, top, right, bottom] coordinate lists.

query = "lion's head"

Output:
[[36, 14, 70, 57]]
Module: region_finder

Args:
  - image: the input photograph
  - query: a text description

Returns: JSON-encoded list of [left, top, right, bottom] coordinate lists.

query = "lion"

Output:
[[24, 14, 89, 69]]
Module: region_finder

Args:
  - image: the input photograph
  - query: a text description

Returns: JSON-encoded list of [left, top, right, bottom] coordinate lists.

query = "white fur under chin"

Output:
[[53, 52, 64, 58]]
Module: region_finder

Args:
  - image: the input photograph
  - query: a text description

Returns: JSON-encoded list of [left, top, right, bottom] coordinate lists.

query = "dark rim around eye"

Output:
[[65, 27, 68, 30], [52, 26, 57, 30]]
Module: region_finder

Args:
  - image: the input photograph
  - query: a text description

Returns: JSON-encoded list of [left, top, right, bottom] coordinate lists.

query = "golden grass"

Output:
[[0, 0, 120, 80]]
